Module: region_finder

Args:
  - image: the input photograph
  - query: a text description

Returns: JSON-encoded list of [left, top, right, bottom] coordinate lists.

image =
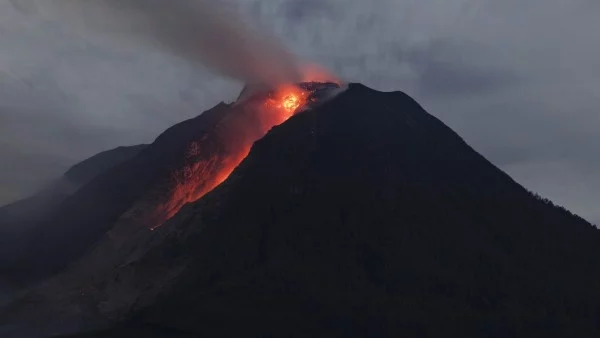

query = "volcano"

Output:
[[0, 82, 342, 283], [2, 83, 600, 337]]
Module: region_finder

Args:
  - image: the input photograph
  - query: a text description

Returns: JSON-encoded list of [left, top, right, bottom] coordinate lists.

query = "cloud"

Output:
[[281, 0, 338, 22], [1, 0, 599, 225], [44, 0, 303, 86], [395, 39, 521, 97]]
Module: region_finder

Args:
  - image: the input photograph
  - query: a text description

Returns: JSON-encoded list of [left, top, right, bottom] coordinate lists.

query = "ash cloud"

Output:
[[56, 0, 303, 87]]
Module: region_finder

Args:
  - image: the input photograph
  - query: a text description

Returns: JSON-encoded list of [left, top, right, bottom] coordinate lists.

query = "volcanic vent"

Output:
[[149, 81, 342, 229]]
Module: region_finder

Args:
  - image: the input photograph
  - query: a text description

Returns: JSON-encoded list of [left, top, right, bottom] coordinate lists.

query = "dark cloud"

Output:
[[281, 0, 338, 22], [0, 91, 138, 203], [54, 0, 303, 86], [398, 40, 520, 97]]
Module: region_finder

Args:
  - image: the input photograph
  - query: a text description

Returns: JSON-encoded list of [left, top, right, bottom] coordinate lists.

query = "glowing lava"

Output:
[[149, 84, 311, 229], [283, 94, 300, 112], [264, 84, 310, 121], [150, 80, 339, 230]]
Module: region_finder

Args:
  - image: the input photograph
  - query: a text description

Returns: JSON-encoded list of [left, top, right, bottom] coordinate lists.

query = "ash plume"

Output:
[[25, 0, 304, 87]]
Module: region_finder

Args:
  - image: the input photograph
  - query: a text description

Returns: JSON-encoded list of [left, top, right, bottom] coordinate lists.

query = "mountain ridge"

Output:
[[0, 144, 148, 283]]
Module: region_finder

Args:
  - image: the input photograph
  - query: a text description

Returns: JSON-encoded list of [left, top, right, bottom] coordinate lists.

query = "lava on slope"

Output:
[[0, 78, 341, 284], [151, 81, 341, 229]]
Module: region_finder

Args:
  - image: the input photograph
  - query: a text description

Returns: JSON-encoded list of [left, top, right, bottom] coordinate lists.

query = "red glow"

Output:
[[300, 64, 341, 85], [151, 145, 251, 229], [149, 83, 323, 230], [264, 84, 310, 121]]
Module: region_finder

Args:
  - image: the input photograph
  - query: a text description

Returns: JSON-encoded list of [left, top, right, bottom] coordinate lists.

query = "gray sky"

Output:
[[1, 0, 599, 225]]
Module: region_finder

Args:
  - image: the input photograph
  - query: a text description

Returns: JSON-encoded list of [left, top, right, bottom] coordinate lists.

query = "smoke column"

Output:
[[19, 0, 303, 87]]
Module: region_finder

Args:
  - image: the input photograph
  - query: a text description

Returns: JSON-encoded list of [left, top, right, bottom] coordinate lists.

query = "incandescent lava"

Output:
[[150, 81, 341, 229]]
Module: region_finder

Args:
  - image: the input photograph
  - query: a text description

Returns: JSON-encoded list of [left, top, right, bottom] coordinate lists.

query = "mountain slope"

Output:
[[65, 84, 600, 337], [0, 144, 147, 281], [1, 83, 344, 286], [0, 103, 233, 283], [64, 145, 149, 187], [0, 144, 148, 228]]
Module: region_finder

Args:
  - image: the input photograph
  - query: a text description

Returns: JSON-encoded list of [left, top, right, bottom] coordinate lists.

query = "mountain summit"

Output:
[[2, 84, 600, 337]]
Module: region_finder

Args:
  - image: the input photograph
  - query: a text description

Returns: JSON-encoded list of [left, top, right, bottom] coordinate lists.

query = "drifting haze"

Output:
[[54, 0, 303, 86], [1, 0, 599, 224]]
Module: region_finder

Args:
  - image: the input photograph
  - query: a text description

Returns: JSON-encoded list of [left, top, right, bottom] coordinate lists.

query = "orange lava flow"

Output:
[[264, 84, 310, 121], [150, 84, 313, 230]]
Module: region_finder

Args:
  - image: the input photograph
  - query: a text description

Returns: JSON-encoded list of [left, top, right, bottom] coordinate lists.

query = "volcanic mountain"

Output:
[[2, 83, 600, 337], [0, 145, 147, 276], [0, 82, 339, 285]]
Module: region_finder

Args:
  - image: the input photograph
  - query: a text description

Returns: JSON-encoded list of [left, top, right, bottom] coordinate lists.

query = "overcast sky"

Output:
[[1, 0, 599, 225]]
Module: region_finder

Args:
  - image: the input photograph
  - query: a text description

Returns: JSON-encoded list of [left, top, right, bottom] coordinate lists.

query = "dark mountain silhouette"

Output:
[[44, 83, 599, 337], [0, 144, 147, 280], [0, 144, 148, 226], [64, 145, 149, 187]]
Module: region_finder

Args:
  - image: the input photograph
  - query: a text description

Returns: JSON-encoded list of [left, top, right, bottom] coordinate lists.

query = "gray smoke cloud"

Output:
[[25, 0, 303, 86]]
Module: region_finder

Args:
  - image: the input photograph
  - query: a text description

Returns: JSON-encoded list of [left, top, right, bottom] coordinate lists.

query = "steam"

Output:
[[119, 0, 304, 86], [25, 0, 304, 87]]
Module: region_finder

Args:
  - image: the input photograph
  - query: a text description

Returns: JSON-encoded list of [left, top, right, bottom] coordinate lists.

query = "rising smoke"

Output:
[[15, 0, 304, 87], [110, 0, 304, 86]]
